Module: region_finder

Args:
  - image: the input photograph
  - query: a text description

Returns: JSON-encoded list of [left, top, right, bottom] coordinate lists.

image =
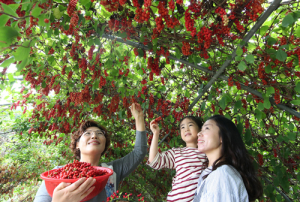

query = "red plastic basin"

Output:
[[40, 166, 113, 201]]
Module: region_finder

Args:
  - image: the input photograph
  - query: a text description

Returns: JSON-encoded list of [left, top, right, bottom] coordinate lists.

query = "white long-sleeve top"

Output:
[[147, 147, 207, 202], [193, 165, 249, 202]]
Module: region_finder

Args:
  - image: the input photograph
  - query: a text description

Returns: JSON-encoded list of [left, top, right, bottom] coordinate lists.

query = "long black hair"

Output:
[[205, 115, 263, 201]]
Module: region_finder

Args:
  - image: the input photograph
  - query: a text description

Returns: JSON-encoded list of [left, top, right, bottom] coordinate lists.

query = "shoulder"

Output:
[[206, 165, 244, 187], [209, 165, 241, 179]]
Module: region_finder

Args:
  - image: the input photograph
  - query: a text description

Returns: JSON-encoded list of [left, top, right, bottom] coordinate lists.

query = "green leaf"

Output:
[[137, 49, 144, 57], [264, 99, 271, 109], [117, 32, 127, 38], [219, 97, 226, 110], [288, 123, 294, 130], [201, 102, 206, 111], [0, 57, 14, 67], [255, 109, 262, 120], [265, 65, 272, 73], [235, 56, 242, 61], [282, 14, 295, 27], [1, 3, 18, 17], [236, 46, 243, 56], [42, 80, 46, 88], [276, 135, 284, 143], [295, 82, 300, 93], [245, 55, 254, 63], [175, 48, 181, 59], [237, 123, 243, 134], [259, 26, 269, 36], [234, 100, 242, 109], [140, 35, 145, 42], [267, 37, 277, 45], [31, 6, 43, 18], [276, 49, 287, 62], [100, 5, 112, 18], [258, 102, 264, 110], [245, 129, 252, 146], [237, 61, 247, 71], [291, 100, 300, 105], [0, 27, 19, 48], [53, 7, 63, 19], [266, 86, 275, 96], [13, 41, 31, 61], [268, 127, 275, 134], [16, 58, 28, 71], [184, 90, 190, 97], [0, 15, 10, 27], [94, 38, 101, 46], [8, 73, 15, 82], [295, 27, 300, 38], [80, 0, 90, 6]]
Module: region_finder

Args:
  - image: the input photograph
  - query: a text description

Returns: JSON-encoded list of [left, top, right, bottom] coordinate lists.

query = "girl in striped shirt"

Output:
[[147, 116, 207, 202]]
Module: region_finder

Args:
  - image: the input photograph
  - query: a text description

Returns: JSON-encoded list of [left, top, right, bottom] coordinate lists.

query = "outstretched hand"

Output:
[[150, 120, 160, 135], [52, 177, 95, 202], [130, 103, 144, 120]]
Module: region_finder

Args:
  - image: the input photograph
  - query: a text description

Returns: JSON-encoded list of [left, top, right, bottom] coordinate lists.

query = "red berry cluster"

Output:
[[88, 45, 95, 60], [228, 76, 234, 87], [47, 160, 108, 179], [70, 12, 79, 27], [147, 57, 160, 76], [168, 0, 175, 11], [185, 10, 196, 37], [67, 0, 78, 17], [99, 76, 106, 89], [257, 153, 263, 166], [182, 42, 191, 56], [101, 0, 119, 12], [274, 88, 280, 104], [134, 48, 139, 56], [119, 0, 127, 6], [161, 77, 165, 85]]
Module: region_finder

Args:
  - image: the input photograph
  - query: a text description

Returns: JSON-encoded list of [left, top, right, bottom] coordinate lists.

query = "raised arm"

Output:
[[108, 103, 147, 186], [148, 120, 160, 163]]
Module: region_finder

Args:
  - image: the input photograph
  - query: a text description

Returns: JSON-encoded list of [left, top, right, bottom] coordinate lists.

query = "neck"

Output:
[[186, 142, 197, 148], [80, 153, 101, 166], [206, 149, 222, 167]]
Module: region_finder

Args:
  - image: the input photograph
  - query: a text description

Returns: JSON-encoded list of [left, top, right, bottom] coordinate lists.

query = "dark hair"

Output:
[[70, 120, 111, 160], [204, 115, 263, 200], [179, 116, 203, 131]]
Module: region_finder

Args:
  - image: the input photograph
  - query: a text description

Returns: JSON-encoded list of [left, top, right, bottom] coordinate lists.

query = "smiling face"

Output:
[[76, 126, 106, 158], [180, 118, 201, 147], [197, 119, 222, 155]]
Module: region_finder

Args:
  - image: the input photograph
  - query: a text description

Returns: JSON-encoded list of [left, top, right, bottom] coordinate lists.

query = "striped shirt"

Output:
[[147, 147, 207, 202]]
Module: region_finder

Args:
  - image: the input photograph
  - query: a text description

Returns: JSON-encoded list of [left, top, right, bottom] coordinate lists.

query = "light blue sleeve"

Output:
[[198, 165, 249, 202]]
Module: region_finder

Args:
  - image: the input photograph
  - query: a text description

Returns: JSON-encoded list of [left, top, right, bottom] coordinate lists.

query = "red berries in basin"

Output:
[[40, 160, 113, 201]]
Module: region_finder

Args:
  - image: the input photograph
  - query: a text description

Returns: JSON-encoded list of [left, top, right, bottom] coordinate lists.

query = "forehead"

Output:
[[203, 119, 216, 127], [180, 118, 195, 125], [85, 126, 102, 131]]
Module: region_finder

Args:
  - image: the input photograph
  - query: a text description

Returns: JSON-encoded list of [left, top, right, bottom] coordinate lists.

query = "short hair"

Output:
[[70, 120, 111, 160]]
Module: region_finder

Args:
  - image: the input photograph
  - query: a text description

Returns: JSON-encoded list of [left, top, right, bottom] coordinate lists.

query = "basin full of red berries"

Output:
[[40, 160, 113, 201]]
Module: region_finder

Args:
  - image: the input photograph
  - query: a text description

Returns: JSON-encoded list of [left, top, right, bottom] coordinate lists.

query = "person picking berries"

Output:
[[34, 103, 147, 202], [147, 116, 207, 202]]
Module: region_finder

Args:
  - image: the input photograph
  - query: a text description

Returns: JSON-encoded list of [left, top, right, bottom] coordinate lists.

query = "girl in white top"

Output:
[[147, 116, 207, 202], [194, 115, 263, 201]]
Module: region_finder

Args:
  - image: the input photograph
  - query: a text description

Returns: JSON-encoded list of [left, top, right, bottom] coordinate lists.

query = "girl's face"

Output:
[[76, 126, 106, 157], [180, 118, 200, 146], [197, 119, 222, 154]]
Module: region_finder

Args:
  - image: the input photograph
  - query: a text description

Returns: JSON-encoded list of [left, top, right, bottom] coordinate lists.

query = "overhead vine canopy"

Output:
[[0, 0, 300, 201]]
